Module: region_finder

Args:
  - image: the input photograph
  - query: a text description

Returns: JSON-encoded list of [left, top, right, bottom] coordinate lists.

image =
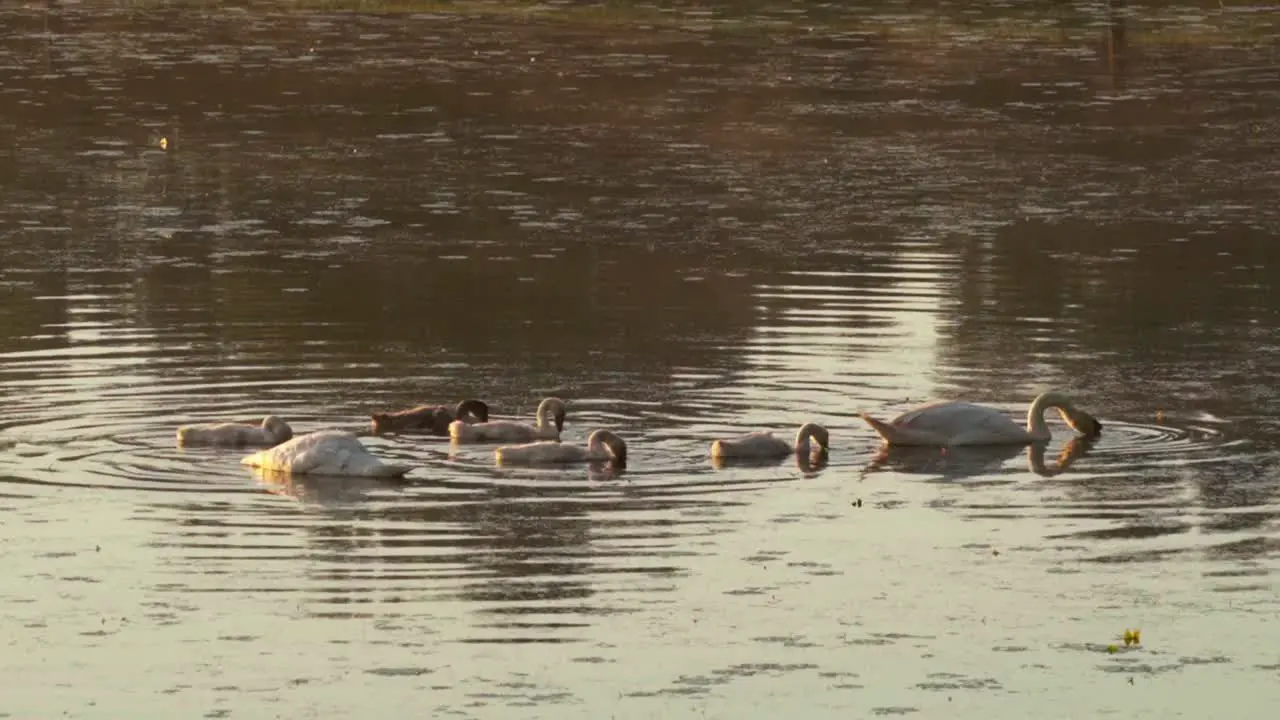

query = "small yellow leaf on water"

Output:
[[1107, 644, 1118, 654], [158, 137, 168, 150], [1124, 629, 1141, 646]]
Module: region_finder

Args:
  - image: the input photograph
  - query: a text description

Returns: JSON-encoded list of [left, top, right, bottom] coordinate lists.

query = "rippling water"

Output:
[[3, 1, 1280, 717]]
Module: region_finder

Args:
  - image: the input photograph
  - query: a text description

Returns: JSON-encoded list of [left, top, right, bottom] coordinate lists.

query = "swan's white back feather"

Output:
[[890, 402, 1017, 431], [894, 402, 1028, 443], [240, 430, 409, 478], [867, 401, 1032, 445]]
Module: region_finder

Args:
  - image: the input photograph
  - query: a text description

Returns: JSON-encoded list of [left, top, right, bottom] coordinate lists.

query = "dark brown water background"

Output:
[[2, 1, 1278, 717]]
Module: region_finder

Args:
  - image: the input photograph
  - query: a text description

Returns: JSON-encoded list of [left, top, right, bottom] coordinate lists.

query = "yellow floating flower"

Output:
[[159, 137, 169, 150]]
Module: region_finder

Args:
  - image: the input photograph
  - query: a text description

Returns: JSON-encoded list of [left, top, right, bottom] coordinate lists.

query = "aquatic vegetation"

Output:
[[1107, 628, 1142, 653]]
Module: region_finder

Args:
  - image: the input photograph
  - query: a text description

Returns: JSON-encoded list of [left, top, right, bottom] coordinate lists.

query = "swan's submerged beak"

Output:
[[1072, 412, 1103, 439]]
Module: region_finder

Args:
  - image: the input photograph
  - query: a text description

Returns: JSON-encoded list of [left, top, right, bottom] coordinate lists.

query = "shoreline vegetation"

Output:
[[94, 1, 1276, 46]]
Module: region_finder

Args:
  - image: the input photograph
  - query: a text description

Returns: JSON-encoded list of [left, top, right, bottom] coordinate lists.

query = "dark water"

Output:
[[2, 1, 1279, 717]]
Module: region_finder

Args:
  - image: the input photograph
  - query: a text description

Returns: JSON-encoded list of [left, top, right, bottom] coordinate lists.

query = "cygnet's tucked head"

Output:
[[454, 399, 490, 424], [262, 415, 293, 443], [590, 429, 627, 467]]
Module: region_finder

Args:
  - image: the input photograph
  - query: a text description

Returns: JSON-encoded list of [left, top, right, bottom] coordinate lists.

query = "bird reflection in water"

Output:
[[585, 461, 626, 483], [865, 436, 1096, 481], [249, 466, 410, 505], [491, 460, 628, 484]]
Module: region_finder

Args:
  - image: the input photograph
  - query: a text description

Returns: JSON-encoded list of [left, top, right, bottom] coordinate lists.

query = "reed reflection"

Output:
[[0, 271, 71, 358], [1104, 0, 1128, 82]]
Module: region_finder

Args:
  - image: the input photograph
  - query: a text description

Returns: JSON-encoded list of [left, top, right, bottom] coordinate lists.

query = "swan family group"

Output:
[[175, 391, 1103, 480]]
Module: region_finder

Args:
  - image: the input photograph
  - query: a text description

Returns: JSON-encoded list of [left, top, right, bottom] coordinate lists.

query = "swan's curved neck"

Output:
[[794, 427, 810, 454], [1025, 391, 1073, 441], [588, 433, 607, 455], [588, 432, 623, 462], [793, 424, 824, 454]]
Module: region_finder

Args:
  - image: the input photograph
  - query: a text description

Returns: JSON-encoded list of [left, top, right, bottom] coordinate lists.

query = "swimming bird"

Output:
[[710, 422, 830, 460], [494, 429, 627, 467], [449, 397, 566, 443], [859, 391, 1102, 447], [177, 415, 293, 447], [370, 399, 489, 435], [240, 430, 410, 477]]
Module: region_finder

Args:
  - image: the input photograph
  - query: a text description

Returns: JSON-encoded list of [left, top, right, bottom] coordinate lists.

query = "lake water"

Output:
[[2, 1, 1279, 717]]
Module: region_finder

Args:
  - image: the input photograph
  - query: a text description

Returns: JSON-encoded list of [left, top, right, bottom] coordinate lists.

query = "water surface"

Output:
[[2, 2, 1279, 718]]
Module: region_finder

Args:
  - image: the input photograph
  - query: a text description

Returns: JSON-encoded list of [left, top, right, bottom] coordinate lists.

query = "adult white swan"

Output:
[[859, 391, 1102, 447], [240, 430, 410, 477], [177, 415, 293, 447], [370, 399, 489, 435], [494, 429, 627, 467], [710, 422, 830, 460], [449, 397, 566, 443]]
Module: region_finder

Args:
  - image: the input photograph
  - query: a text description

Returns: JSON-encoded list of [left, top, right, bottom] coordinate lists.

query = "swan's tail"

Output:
[[858, 413, 898, 444], [347, 454, 411, 478], [377, 463, 412, 478], [858, 413, 941, 446], [240, 448, 269, 467]]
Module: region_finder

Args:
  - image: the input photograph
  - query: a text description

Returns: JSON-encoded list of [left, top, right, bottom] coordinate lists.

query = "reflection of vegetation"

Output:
[[0, 273, 67, 355], [101, 0, 1279, 45], [935, 220, 1280, 408]]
